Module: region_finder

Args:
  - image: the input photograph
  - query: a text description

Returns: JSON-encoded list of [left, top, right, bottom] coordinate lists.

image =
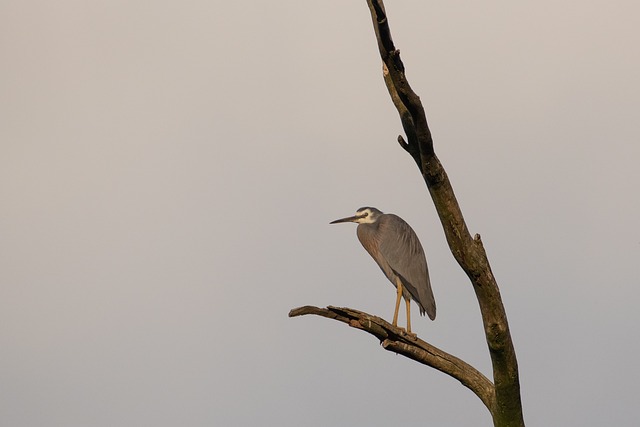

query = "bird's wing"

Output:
[[378, 214, 436, 319]]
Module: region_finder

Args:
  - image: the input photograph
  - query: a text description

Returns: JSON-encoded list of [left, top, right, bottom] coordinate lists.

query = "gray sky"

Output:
[[2, 1, 639, 426]]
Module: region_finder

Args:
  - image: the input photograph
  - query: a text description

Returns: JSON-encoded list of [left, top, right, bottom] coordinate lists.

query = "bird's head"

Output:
[[330, 207, 382, 225]]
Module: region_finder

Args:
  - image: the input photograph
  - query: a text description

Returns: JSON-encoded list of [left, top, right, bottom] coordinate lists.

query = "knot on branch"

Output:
[[486, 321, 509, 352], [390, 49, 405, 72]]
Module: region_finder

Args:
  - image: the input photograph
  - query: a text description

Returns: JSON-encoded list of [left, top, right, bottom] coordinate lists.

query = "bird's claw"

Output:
[[404, 330, 418, 339], [394, 326, 417, 339]]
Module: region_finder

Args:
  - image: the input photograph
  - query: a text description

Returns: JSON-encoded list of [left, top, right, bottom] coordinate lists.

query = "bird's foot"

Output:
[[403, 330, 418, 339], [394, 326, 417, 339]]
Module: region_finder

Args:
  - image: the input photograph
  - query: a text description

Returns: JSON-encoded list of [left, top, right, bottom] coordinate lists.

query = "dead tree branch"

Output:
[[289, 305, 495, 411], [290, 2, 525, 426]]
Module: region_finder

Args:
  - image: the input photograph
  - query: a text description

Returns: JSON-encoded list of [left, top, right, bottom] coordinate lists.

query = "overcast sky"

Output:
[[2, 1, 639, 426]]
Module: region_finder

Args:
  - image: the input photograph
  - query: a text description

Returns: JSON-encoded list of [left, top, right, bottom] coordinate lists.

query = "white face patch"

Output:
[[355, 208, 376, 224]]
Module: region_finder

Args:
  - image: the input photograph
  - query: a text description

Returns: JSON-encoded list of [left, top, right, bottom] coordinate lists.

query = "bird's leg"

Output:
[[405, 297, 414, 335], [392, 279, 403, 327]]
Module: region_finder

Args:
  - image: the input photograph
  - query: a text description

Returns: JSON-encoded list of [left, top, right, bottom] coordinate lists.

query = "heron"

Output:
[[330, 207, 435, 334]]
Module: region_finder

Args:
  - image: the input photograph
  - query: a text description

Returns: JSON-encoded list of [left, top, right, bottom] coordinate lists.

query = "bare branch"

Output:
[[289, 305, 496, 411], [290, 2, 525, 426], [366, 1, 433, 158]]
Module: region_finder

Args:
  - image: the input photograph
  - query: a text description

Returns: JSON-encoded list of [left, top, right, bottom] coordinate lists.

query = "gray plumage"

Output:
[[330, 207, 436, 329]]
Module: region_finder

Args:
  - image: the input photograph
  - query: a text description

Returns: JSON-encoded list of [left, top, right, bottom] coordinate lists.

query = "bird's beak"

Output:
[[330, 215, 360, 224]]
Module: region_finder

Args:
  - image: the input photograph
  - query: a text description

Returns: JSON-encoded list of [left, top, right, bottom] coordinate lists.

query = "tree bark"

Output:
[[290, 2, 525, 426]]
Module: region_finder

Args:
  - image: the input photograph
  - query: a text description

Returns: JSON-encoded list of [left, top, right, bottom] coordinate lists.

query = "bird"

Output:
[[330, 207, 435, 334]]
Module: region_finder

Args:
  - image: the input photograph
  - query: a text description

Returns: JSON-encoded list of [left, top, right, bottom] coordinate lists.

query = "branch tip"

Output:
[[397, 134, 408, 149]]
